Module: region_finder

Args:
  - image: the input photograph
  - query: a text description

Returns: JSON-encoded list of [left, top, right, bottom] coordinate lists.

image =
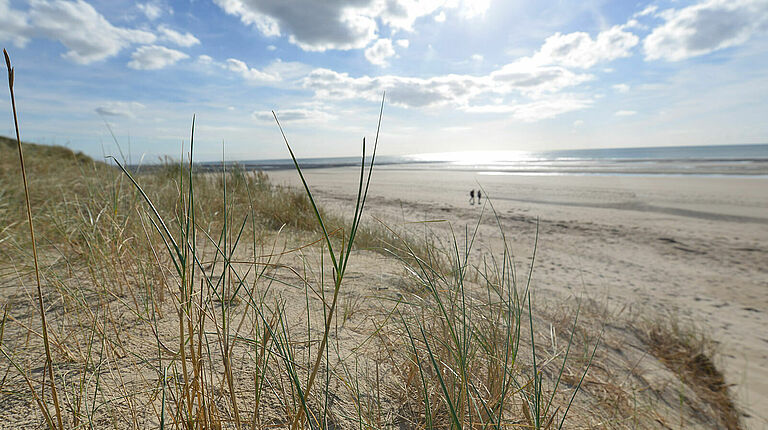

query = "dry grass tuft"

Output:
[[643, 318, 741, 430]]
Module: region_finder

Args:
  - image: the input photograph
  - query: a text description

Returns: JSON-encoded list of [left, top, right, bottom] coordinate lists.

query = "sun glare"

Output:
[[407, 150, 537, 165]]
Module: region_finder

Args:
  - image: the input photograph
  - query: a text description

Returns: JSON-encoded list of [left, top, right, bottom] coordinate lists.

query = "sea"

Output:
[[202, 143, 768, 177]]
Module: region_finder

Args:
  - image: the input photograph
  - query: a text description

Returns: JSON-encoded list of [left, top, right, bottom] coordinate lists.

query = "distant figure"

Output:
[[477, 190, 482, 203], [469, 189, 475, 205]]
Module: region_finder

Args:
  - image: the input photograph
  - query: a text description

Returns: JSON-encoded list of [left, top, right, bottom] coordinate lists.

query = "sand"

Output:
[[269, 167, 768, 428]]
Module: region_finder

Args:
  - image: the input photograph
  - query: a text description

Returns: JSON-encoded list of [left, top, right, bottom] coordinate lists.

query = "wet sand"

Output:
[[269, 167, 768, 428]]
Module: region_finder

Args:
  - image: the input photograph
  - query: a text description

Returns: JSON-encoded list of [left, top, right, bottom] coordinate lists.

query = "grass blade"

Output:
[[4, 48, 63, 430]]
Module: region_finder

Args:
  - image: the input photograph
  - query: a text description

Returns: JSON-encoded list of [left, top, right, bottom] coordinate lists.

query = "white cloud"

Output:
[[3, 1, 164, 58], [254, 108, 336, 123], [465, 97, 593, 122], [533, 25, 639, 69], [365, 38, 395, 66], [634, 5, 657, 18], [157, 25, 200, 47], [200, 55, 308, 83], [614, 110, 637, 116], [458, 0, 491, 18], [304, 68, 488, 108], [376, 0, 490, 31], [573, 119, 584, 127], [434, 11, 446, 22], [225, 58, 279, 83], [612, 83, 630, 93], [137, 2, 164, 20], [29, 0, 156, 64], [127, 45, 189, 70], [213, 0, 491, 52], [489, 58, 593, 95], [623, 19, 645, 30], [0, 0, 30, 47], [303, 56, 593, 115], [204, 2, 650, 122], [95, 101, 146, 118], [267, 44, 277, 50], [212, 0, 378, 51], [261, 58, 312, 81], [644, 0, 768, 61]]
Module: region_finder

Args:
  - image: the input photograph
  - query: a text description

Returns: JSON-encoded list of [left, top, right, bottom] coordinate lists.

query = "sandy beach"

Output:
[[1, 138, 765, 427], [269, 167, 768, 428]]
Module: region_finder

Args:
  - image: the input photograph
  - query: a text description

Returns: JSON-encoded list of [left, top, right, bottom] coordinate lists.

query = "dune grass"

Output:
[[640, 316, 740, 430], [4, 49, 63, 430]]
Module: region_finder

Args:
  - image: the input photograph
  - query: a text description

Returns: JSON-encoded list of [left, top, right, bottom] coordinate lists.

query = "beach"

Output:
[[269, 167, 768, 428], [1, 138, 766, 427]]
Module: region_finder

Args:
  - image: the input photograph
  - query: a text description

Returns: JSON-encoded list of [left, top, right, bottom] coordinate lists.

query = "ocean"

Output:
[[204, 143, 768, 177]]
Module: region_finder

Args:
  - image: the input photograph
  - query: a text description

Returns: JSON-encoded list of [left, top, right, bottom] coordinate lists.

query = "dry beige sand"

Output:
[[269, 167, 768, 429]]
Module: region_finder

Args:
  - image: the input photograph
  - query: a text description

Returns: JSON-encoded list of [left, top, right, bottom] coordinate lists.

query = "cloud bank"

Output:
[[212, 0, 490, 52], [644, 0, 768, 61]]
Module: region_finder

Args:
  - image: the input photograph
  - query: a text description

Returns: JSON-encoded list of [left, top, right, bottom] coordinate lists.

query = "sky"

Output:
[[1, 0, 768, 162]]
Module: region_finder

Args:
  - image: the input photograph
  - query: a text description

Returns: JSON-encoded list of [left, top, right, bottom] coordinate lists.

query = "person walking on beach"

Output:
[[477, 190, 482, 203], [469, 189, 475, 205]]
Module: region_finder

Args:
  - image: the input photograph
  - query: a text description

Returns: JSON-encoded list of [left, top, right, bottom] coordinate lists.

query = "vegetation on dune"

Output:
[[0, 49, 740, 429], [640, 317, 741, 430]]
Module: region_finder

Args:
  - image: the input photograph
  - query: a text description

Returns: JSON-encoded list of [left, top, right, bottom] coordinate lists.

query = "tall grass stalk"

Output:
[[3, 48, 64, 430], [274, 93, 385, 429]]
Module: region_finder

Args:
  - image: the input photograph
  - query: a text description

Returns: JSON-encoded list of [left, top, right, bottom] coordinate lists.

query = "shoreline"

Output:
[[124, 142, 768, 177], [190, 163, 768, 176]]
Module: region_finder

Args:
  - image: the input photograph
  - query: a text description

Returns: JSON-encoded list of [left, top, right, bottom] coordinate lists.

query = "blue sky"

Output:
[[1, 0, 767, 161]]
